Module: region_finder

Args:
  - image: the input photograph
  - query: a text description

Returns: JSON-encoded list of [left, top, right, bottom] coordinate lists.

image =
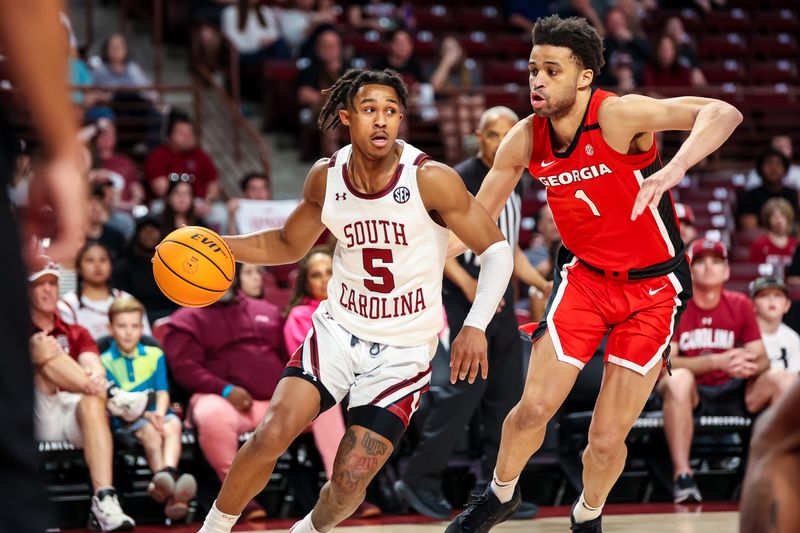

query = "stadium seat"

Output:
[[705, 8, 751, 32], [493, 33, 534, 59], [749, 60, 798, 84], [412, 5, 449, 31], [750, 33, 799, 59], [728, 262, 773, 282], [454, 6, 505, 32], [753, 9, 800, 33], [697, 34, 748, 60], [485, 59, 529, 85], [702, 59, 747, 84]]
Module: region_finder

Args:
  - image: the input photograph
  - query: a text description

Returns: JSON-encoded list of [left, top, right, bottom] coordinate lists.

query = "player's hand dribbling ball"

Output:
[[152, 226, 235, 307]]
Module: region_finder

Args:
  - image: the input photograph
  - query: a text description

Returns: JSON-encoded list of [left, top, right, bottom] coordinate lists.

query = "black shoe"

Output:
[[570, 498, 602, 532], [673, 473, 702, 504], [511, 500, 539, 520], [395, 479, 452, 520], [445, 484, 521, 533]]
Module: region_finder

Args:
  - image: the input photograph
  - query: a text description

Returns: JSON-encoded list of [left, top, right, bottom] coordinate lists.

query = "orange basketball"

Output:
[[153, 226, 236, 307]]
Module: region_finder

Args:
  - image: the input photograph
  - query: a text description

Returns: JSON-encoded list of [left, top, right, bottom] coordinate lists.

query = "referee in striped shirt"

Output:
[[396, 107, 549, 520]]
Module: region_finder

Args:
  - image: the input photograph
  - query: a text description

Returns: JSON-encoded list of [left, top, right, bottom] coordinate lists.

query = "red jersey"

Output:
[[32, 313, 98, 361], [144, 145, 218, 198], [749, 234, 796, 270], [673, 290, 762, 386], [528, 88, 682, 272]]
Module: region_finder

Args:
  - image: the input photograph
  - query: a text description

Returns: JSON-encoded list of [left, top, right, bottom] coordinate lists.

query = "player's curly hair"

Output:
[[532, 15, 605, 78], [317, 69, 409, 132]]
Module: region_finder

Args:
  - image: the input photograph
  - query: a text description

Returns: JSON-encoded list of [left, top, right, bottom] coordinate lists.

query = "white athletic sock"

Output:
[[290, 512, 321, 533], [489, 469, 519, 504], [572, 491, 603, 523], [200, 501, 239, 533]]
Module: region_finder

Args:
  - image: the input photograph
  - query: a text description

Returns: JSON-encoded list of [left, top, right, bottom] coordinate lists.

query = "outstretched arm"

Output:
[[599, 95, 743, 220], [223, 160, 327, 265], [447, 117, 532, 257], [420, 162, 513, 384]]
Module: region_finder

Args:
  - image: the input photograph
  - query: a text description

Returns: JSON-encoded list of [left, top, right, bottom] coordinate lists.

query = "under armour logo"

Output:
[[701, 317, 713, 325], [336, 193, 347, 201]]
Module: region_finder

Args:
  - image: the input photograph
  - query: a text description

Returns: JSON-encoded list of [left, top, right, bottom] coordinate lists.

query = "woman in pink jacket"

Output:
[[279, 247, 381, 518]]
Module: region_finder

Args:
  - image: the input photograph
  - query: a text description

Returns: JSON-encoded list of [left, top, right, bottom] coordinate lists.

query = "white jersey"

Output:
[[321, 141, 449, 347], [762, 323, 800, 373]]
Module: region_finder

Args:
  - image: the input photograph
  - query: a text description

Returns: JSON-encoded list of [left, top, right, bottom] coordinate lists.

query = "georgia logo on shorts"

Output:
[[394, 186, 410, 204], [585, 144, 594, 156]]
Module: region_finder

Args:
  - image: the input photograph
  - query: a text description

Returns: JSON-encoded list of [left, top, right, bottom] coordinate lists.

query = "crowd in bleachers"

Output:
[[9, 0, 800, 530]]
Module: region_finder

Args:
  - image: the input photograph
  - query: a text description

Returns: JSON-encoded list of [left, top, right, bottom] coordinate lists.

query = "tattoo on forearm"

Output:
[[361, 432, 388, 456]]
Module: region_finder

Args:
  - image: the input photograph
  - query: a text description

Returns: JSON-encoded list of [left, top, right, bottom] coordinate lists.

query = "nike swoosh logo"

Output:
[[649, 285, 668, 296], [541, 160, 556, 167]]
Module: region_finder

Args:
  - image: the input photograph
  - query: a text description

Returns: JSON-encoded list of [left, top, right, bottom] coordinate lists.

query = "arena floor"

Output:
[[63, 502, 739, 532]]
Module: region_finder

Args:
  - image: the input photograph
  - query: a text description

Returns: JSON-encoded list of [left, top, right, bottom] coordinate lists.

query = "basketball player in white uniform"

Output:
[[197, 69, 514, 533]]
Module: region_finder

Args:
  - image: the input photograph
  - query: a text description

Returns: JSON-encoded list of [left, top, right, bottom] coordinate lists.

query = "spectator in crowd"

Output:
[[59, 241, 153, 340], [745, 134, 800, 190], [674, 202, 698, 246], [227, 171, 272, 234], [643, 35, 696, 89], [557, 0, 605, 36], [90, 33, 163, 148], [751, 276, 800, 373], [90, 118, 145, 207], [221, 0, 290, 68], [281, 249, 381, 518], [347, 0, 409, 34], [114, 215, 179, 324], [144, 111, 219, 201], [662, 16, 705, 86], [297, 27, 347, 159], [29, 256, 141, 531], [89, 171, 137, 239], [524, 204, 561, 277], [598, 8, 649, 89], [738, 149, 800, 230], [749, 198, 797, 273], [236, 263, 269, 299], [504, 0, 550, 33], [277, 0, 338, 57], [157, 176, 208, 235], [162, 267, 286, 521], [101, 296, 197, 521], [373, 28, 426, 88], [657, 239, 796, 504], [86, 183, 126, 260]]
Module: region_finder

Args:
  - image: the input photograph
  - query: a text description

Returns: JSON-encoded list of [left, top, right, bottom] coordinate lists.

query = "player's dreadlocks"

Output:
[[533, 15, 605, 78], [317, 69, 409, 132]]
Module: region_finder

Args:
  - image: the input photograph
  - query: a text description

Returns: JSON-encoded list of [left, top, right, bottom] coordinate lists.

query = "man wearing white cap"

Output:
[[29, 256, 146, 531]]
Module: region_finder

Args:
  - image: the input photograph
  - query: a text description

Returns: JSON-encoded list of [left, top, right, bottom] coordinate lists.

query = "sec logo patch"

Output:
[[394, 186, 410, 203]]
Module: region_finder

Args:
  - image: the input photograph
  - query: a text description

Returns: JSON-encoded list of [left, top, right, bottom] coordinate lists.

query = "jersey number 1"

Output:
[[363, 248, 395, 293], [575, 189, 601, 217]]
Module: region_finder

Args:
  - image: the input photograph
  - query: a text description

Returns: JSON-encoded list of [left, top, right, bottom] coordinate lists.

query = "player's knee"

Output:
[[661, 369, 695, 398], [513, 398, 555, 432], [586, 429, 626, 461], [250, 420, 294, 459]]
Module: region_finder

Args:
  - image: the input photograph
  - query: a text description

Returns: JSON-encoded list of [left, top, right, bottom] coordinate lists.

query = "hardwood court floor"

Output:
[[64, 503, 739, 533]]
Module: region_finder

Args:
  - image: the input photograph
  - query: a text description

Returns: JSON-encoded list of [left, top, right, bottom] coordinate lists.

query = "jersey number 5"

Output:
[[363, 248, 395, 293], [575, 189, 601, 217]]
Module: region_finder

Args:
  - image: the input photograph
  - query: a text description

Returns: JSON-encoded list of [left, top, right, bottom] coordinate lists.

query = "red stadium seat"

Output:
[[262, 286, 293, 312], [457, 31, 496, 58], [729, 262, 776, 282], [413, 31, 439, 58], [493, 33, 533, 59], [724, 280, 751, 295], [750, 60, 798, 84], [454, 6, 505, 32], [702, 59, 747, 84], [705, 8, 751, 32], [697, 33, 748, 60], [342, 31, 385, 57], [485, 59, 529, 85], [753, 9, 800, 33], [413, 5, 449, 31], [750, 34, 799, 59]]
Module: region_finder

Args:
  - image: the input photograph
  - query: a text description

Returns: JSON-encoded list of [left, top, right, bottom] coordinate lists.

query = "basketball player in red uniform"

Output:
[[448, 15, 743, 532], [197, 69, 514, 533]]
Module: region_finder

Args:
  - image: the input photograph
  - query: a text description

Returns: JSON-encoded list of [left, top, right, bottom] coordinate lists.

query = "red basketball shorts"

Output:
[[522, 248, 692, 375]]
